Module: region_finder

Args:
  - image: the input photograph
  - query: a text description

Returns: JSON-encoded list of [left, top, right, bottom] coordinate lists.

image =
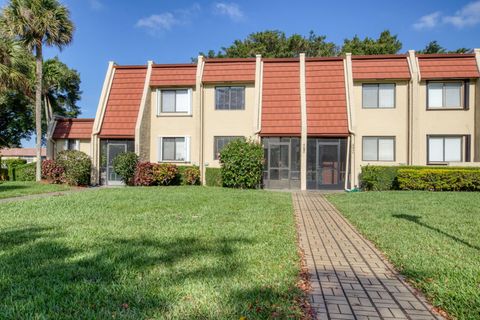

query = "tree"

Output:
[[341, 30, 402, 55], [418, 41, 470, 54], [199, 30, 338, 58], [1, 0, 74, 181], [0, 91, 33, 148]]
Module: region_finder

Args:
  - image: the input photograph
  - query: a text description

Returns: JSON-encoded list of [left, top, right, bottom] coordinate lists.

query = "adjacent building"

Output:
[[47, 50, 480, 189]]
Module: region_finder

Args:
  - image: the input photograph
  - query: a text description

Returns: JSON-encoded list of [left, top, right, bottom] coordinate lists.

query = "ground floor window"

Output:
[[65, 139, 79, 151], [158, 136, 190, 162], [307, 138, 347, 190], [262, 137, 300, 190], [362, 137, 395, 161], [100, 139, 134, 185], [427, 135, 469, 163]]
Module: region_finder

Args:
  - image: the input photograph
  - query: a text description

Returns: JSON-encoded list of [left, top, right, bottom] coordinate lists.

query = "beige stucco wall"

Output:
[[53, 139, 91, 158], [203, 84, 257, 168], [411, 80, 477, 165], [149, 88, 200, 165], [352, 81, 409, 185]]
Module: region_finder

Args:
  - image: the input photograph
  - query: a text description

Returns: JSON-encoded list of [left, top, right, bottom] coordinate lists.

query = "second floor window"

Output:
[[215, 86, 245, 110], [362, 84, 395, 108], [158, 89, 191, 114], [427, 82, 464, 109]]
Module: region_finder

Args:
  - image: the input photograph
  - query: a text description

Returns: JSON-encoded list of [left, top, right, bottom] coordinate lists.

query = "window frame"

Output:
[[215, 86, 246, 110], [65, 139, 79, 151], [426, 135, 469, 164], [362, 136, 396, 162], [213, 136, 243, 160], [156, 88, 192, 115], [426, 81, 467, 110], [158, 136, 190, 163], [361, 83, 396, 109]]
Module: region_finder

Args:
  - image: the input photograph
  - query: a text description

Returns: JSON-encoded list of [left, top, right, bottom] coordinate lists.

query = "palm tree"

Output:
[[1, 0, 74, 181], [0, 35, 33, 94]]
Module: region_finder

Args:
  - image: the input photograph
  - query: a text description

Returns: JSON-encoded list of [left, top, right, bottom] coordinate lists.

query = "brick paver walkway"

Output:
[[294, 193, 443, 320]]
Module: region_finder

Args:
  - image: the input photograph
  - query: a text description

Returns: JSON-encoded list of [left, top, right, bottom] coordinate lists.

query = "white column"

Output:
[[299, 53, 307, 191]]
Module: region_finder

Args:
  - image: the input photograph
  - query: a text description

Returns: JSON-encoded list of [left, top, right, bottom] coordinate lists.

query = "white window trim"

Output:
[[427, 81, 464, 110], [157, 136, 190, 163], [362, 136, 396, 162], [156, 88, 192, 116]]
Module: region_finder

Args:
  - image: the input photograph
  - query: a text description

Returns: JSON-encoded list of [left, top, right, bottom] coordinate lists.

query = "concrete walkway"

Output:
[[294, 193, 443, 320]]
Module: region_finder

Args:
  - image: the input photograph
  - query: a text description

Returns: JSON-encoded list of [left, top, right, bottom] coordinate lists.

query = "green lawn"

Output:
[[327, 192, 480, 320], [0, 181, 70, 199], [0, 187, 303, 319]]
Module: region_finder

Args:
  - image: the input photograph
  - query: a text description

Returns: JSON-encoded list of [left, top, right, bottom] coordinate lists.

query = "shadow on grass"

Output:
[[393, 214, 479, 251], [0, 184, 28, 192], [0, 226, 299, 319]]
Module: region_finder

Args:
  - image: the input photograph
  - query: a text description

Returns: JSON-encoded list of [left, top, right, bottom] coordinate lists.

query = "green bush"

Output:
[[14, 162, 36, 181], [112, 152, 138, 186], [360, 165, 480, 191], [205, 167, 222, 187], [182, 166, 200, 185], [398, 168, 480, 191], [2, 158, 27, 181], [153, 163, 178, 186], [0, 168, 9, 181], [219, 138, 263, 189], [57, 150, 91, 186]]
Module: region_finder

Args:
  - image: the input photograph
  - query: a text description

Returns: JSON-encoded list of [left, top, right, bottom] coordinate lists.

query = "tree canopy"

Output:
[[417, 41, 470, 54], [199, 30, 470, 59]]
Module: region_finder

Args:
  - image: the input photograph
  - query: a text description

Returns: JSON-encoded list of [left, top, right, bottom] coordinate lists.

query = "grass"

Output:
[[0, 186, 302, 319], [327, 191, 480, 320], [0, 181, 70, 199]]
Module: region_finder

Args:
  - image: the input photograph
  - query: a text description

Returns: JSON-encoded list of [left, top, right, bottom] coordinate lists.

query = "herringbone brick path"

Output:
[[294, 193, 443, 320]]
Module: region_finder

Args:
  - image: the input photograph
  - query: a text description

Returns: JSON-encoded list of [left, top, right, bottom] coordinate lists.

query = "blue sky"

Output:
[[2, 0, 478, 146]]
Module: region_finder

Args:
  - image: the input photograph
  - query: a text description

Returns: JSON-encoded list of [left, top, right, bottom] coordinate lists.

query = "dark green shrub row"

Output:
[[205, 167, 222, 187], [14, 163, 36, 181], [398, 169, 480, 191], [219, 138, 263, 189], [1, 158, 27, 181], [360, 165, 480, 191]]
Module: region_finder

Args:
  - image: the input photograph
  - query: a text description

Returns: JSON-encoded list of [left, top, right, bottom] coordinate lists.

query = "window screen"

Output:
[[428, 136, 462, 163], [160, 89, 191, 113], [215, 87, 245, 110], [427, 82, 463, 109]]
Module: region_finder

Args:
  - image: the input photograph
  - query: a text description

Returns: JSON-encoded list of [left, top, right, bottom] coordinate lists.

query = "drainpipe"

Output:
[[344, 53, 356, 191]]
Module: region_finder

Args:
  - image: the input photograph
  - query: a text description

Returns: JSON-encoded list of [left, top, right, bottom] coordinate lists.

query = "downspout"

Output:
[[344, 53, 356, 191], [91, 61, 116, 185]]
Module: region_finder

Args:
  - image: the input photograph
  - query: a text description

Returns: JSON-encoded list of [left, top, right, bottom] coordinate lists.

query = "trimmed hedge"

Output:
[[2, 158, 27, 181], [14, 163, 36, 181], [398, 168, 480, 191], [360, 165, 480, 191], [205, 167, 222, 187]]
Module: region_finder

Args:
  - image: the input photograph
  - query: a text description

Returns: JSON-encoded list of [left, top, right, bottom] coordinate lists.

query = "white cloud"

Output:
[[443, 0, 480, 28], [413, 11, 441, 30], [214, 2, 244, 22], [89, 0, 103, 11], [136, 4, 201, 35], [413, 1, 480, 30]]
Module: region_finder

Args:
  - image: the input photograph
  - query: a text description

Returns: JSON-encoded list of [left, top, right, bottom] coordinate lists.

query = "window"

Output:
[[65, 139, 79, 151], [427, 82, 464, 109], [157, 89, 191, 114], [428, 136, 464, 163], [159, 137, 190, 162], [362, 137, 395, 161], [362, 84, 395, 108], [214, 136, 243, 160], [215, 86, 245, 110]]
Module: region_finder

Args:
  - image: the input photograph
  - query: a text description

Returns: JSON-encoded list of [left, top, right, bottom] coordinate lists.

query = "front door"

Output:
[[107, 143, 127, 185], [316, 142, 342, 189], [266, 142, 290, 189]]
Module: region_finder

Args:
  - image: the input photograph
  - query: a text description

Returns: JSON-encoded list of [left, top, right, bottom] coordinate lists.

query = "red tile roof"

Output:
[[99, 67, 147, 138], [203, 60, 256, 83], [417, 54, 479, 79], [1, 148, 46, 157], [306, 60, 349, 136], [150, 64, 196, 87], [352, 55, 411, 80], [261, 60, 301, 135], [53, 118, 94, 139]]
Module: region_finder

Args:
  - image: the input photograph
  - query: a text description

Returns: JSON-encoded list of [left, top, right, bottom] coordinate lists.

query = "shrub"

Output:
[[134, 162, 156, 186], [182, 166, 200, 185], [205, 167, 222, 187], [42, 160, 65, 184], [2, 158, 27, 181], [153, 163, 178, 186], [57, 150, 91, 186], [14, 162, 35, 181], [398, 168, 480, 191], [112, 152, 138, 186], [219, 138, 263, 189], [0, 168, 8, 181]]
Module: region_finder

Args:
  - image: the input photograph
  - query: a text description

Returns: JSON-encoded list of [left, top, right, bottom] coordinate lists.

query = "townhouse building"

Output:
[[47, 50, 480, 189]]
